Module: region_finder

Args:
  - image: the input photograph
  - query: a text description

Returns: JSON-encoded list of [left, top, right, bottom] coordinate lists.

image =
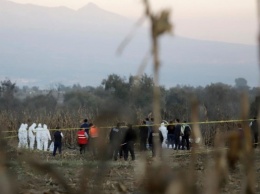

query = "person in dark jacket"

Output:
[[181, 121, 191, 150], [122, 124, 137, 161], [173, 118, 181, 150], [53, 126, 64, 156], [109, 123, 121, 160], [250, 117, 259, 148], [167, 120, 175, 148], [146, 118, 153, 149], [139, 120, 148, 151], [148, 127, 163, 157], [119, 124, 127, 159], [80, 119, 90, 135]]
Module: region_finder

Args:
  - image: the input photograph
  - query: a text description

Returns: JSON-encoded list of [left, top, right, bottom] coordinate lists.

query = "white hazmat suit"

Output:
[[28, 123, 36, 150], [159, 122, 168, 148], [35, 123, 43, 150], [49, 141, 54, 152], [41, 124, 51, 151], [18, 123, 28, 149]]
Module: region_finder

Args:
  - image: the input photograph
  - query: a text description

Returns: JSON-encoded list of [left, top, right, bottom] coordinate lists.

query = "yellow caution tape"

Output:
[[1, 118, 256, 135], [4, 135, 18, 139]]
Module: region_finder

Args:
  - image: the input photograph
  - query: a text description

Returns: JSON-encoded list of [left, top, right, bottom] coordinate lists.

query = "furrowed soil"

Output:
[[5, 146, 260, 194]]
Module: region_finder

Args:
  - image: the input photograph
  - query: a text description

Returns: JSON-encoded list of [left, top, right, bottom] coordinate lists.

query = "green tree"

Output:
[[165, 86, 193, 120], [0, 79, 16, 99], [23, 94, 57, 112], [129, 74, 154, 113], [102, 74, 130, 102], [235, 77, 249, 90], [202, 83, 240, 120], [0, 79, 19, 110]]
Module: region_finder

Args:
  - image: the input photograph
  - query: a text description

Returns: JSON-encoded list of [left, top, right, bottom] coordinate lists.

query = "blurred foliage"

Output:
[[0, 76, 259, 128]]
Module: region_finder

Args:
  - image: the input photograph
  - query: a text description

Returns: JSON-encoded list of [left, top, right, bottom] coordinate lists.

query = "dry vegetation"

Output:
[[2, 141, 260, 194], [0, 96, 259, 194], [0, 0, 260, 193]]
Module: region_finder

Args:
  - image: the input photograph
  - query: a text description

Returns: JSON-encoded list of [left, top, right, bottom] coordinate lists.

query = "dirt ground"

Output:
[[4, 146, 260, 194]]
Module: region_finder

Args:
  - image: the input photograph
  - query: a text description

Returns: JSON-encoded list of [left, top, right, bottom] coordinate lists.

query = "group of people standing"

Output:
[[139, 118, 192, 155], [16, 117, 192, 161], [17, 116, 259, 161], [18, 123, 64, 156], [18, 119, 138, 161], [165, 119, 192, 150], [78, 119, 138, 161], [18, 123, 52, 151], [77, 119, 99, 156], [108, 118, 192, 161], [109, 123, 137, 161]]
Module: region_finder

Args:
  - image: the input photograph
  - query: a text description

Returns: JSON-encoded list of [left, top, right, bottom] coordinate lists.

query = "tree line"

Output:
[[0, 75, 259, 146], [0, 75, 258, 122]]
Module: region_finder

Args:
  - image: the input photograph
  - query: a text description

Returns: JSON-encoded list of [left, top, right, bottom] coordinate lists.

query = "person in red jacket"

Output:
[[77, 128, 88, 154]]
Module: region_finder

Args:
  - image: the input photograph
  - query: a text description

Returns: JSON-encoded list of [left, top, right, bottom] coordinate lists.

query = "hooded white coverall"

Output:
[[28, 123, 36, 150], [159, 123, 168, 148], [35, 123, 43, 150], [18, 123, 28, 148], [41, 124, 51, 151]]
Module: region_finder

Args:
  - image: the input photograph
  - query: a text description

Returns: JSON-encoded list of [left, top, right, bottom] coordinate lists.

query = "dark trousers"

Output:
[[119, 145, 124, 158], [53, 142, 62, 156], [167, 134, 174, 148], [79, 144, 86, 154], [123, 141, 135, 161], [89, 138, 98, 156], [174, 136, 180, 150], [110, 143, 120, 160], [140, 136, 147, 151], [151, 144, 162, 158], [181, 136, 190, 150]]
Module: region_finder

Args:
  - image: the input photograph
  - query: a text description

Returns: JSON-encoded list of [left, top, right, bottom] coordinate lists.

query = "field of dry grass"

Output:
[[3, 144, 260, 194]]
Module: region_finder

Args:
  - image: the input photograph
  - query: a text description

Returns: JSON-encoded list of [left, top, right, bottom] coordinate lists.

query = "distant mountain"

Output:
[[0, 0, 258, 88]]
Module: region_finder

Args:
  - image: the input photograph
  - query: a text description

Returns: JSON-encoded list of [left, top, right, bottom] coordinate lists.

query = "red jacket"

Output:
[[77, 130, 88, 144], [89, 126, 99, 138]]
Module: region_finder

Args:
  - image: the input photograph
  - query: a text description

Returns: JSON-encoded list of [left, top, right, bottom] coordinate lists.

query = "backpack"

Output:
[[184, 125, 191, 136]]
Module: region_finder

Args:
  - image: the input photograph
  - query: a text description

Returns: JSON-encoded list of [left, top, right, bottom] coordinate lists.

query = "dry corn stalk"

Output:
[[142, 0, 172, 161]]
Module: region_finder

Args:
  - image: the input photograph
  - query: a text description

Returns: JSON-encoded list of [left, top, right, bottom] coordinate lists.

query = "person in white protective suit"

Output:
[[18, 123, 28, 149], [28, 123, 36, 150], [35, 123, 43, 150], [159, 122, 168, 148], [49, 141, 54, 152], [42, 124, 51, 151]]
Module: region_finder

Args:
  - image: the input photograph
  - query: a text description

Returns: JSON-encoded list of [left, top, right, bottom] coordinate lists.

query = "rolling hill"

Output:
[[0, 0, 258, 88]]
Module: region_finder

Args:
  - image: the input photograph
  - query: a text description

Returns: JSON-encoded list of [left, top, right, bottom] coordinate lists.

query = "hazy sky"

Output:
[[10, 0, 258, 45]]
